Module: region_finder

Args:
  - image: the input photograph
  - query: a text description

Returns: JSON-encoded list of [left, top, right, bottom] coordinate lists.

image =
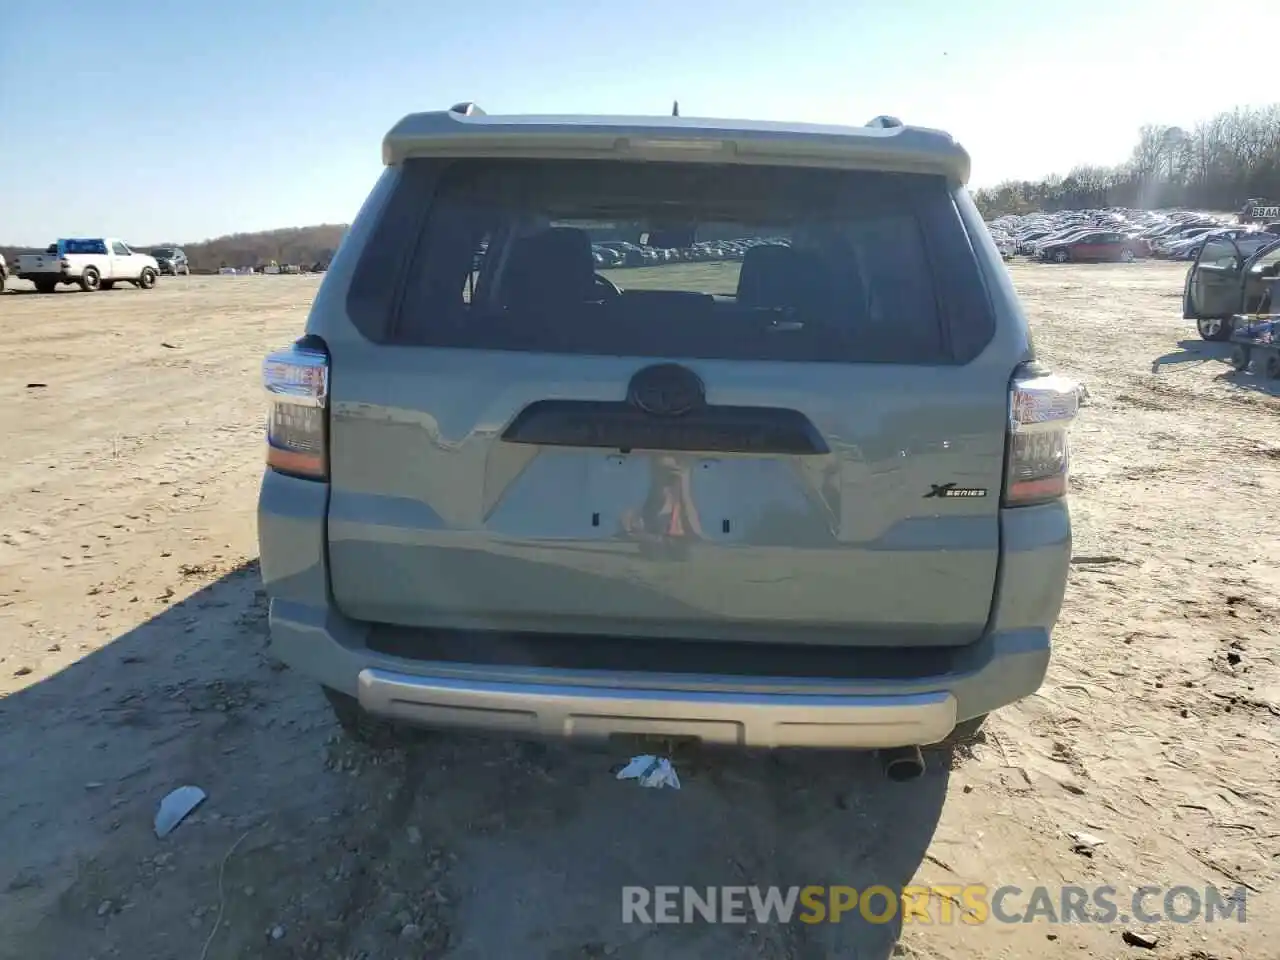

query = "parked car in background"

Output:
[[150, 247, 189, 276], [1038, 231, 1142, 263], [1028, 228, 1096, 257], [1145, 221, 1218, 246], [991, 234, 1016, 259], [990, 208, 1255, 266], [15, 238, 160, 293], [1121, 234, 1153, 258], [1150, 226, 1223, 259], [1013, 229, 1054, 255], [1163, 228, 1270, 261], [595, 241, 642, 267], [256, 103, 1080, 779]]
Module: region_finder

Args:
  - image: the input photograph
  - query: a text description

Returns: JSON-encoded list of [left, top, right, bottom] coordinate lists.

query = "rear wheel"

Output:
[[1120, 248, 1135, 263], [1052, 248, 1070, 263], [79, 266, 101, 292], [1265, 354, 1280, 380], [322, 687, 419, 747], [1196, 316, 1231, 342], [1230, 344, 1252, 371], [138, 267, 157, 290]]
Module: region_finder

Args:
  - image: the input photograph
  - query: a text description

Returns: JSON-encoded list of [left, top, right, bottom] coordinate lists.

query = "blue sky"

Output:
[[2, 0, 1276, 245]]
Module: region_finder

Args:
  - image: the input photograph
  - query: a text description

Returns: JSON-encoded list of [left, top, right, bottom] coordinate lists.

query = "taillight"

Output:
[[1004, 372, 1079, 506], [263, 340, 329, 480]]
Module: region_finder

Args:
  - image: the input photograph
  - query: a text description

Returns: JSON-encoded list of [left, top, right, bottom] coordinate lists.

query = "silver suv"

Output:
[[257, 103, 1077, 778]]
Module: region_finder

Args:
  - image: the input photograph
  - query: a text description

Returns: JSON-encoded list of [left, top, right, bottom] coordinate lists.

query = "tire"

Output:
[[1052, 248, 1070, 263], [137, 267, 157, 290], [1196, 316, 1231, 342], [1266, 354, 1280, 381], [35, 280, 57, 294], [322, 687, 419, 747], [79, 266, 101, 292], [1120, 248, 1136, 263], [1230, 344, 1252, 371]]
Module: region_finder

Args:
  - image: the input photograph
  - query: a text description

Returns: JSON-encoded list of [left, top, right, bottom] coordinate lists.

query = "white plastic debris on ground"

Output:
[[154, 785, 207, 838], [616, 755, 681, 789], [1070, 830, 1105, 850]]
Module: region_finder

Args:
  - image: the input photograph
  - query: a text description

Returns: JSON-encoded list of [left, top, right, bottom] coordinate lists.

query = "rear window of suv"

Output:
[[350, 159, 994, 364], [63, 239, 108, 255]]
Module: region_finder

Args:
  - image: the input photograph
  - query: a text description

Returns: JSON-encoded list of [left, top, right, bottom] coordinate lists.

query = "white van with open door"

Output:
[[1184, 234, 1280, 340]]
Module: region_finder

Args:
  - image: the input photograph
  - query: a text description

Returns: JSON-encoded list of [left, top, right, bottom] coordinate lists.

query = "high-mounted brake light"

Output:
[[263, 342, 329, 480], [627, 138, 727, 154], [1005, 373, 1079, 506]]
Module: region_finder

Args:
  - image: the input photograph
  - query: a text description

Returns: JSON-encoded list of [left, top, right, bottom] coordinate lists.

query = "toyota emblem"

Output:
[[627, 364, 705, 417]]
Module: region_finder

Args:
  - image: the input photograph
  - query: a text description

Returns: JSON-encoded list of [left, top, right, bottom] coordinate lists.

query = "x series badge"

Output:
[[924, 483, 988, 499]]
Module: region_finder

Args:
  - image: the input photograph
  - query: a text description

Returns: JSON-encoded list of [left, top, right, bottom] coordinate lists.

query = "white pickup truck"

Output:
[[16, 238, 160, 293]]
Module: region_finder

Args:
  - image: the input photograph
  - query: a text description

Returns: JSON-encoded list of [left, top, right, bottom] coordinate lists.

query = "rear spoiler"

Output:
[[382, 106, 971, 184]]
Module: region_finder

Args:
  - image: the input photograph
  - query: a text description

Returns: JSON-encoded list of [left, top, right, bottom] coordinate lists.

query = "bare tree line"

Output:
[[176, 224, 348, 272], [973, 104, 1280, 218]]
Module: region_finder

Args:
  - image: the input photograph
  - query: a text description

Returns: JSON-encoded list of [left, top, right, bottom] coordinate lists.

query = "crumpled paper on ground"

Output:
[[616, 755, 681, 789]]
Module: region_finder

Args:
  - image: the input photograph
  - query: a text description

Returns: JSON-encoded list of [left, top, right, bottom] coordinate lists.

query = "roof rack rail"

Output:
[[449, 102, 486, 117], [865, 115, 903, 129]]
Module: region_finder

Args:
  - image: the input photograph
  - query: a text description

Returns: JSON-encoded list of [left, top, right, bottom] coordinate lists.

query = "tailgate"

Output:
[[19, 255, 59, 273], [321, 158, 1011, 647], [326, 350, 1007, 646]]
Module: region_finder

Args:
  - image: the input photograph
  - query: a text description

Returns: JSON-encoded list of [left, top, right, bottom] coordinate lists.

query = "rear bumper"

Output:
[[360, 666, 958, 748], [259, 469, 1064, 749], [268, 597, 1050, 748]]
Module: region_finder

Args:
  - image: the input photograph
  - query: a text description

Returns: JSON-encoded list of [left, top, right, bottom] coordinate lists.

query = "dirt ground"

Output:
[[0, 263, 1276, 960]]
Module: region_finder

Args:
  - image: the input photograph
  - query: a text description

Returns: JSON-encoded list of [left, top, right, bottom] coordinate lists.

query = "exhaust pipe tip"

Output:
[[879, 745, 926, 782]]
